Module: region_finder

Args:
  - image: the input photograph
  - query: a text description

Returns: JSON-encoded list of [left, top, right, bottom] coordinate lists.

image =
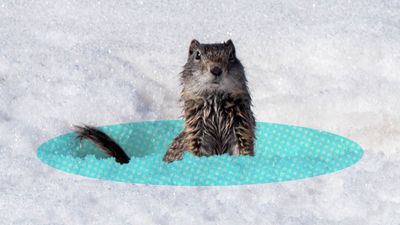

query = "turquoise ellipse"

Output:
[[37, 120, 363, 186]]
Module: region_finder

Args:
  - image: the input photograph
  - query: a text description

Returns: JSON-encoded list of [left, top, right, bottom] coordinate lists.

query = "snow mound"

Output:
[[37, 120, 363, 186]]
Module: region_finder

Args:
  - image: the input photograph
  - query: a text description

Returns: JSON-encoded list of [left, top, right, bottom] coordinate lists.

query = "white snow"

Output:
[[1, 0, 400, 224]]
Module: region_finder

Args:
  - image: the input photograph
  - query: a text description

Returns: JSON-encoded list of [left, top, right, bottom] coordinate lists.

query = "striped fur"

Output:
[[163, 39, 256, 162], [75, 39, 256, 164]]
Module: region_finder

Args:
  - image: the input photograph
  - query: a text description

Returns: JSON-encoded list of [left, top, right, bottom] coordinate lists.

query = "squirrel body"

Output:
[[76, 39, 256, 164]]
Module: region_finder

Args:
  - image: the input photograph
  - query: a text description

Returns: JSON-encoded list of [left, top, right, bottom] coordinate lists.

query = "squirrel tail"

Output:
[[74, 125, 130, 164]]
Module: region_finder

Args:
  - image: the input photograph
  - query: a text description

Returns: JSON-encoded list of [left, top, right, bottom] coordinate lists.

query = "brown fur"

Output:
[[163, 39, 256, 162], [75, 39, 256, 164]]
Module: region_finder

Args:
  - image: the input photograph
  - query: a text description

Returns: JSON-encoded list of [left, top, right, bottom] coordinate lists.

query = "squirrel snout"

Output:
[[210, 66, 222, 76]]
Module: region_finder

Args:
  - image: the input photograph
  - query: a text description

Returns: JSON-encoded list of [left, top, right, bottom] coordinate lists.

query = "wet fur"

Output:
[[163, 39, 256, 162], [75, 125, 130, 164], [75, 39, 256, 164]]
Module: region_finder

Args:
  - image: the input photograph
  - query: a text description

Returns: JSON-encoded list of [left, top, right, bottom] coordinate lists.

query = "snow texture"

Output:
[[0, 0, 399, 224], [37, 121, 363, 186]]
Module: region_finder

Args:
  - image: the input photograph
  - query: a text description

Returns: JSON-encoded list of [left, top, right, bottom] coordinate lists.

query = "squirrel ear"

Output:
[[225, 39, 235, 51], [225, 39, 234, 47], [225, 39, 236, 55], [189, 39, 200, 55]]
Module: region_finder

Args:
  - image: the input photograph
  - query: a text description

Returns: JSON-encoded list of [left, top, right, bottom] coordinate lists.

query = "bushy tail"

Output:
[[75, 125, 130, 164]]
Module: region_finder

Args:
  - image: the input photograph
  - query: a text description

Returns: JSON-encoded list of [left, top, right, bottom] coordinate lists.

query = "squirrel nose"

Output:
[[210, 66, 222, 76]]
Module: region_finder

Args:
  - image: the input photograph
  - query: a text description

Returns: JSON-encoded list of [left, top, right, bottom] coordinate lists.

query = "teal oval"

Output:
[[37, 120, 363, 186]]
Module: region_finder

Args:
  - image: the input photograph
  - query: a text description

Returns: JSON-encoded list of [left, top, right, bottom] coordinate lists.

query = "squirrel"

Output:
[[75, 39, 256, 164]]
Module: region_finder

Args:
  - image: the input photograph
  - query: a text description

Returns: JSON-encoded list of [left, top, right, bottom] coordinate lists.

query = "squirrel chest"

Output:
[[183, 94, 243, 155]]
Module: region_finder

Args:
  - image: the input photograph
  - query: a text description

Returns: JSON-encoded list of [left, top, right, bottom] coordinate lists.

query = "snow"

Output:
[[1, 0, 400, 224]]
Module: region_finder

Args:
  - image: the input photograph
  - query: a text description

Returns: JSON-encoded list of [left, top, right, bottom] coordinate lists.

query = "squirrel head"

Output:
[[188, 39, 236, 62], [181, 39, 248, 97]]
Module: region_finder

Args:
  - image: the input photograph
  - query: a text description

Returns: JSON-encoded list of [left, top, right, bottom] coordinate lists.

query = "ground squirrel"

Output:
[[75, 39, 256, 164]]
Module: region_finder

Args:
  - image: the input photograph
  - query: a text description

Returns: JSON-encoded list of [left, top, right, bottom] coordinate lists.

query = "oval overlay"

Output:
[[37, 120, 363, 186]]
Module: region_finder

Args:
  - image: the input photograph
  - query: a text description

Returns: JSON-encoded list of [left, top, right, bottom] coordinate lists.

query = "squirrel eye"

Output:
[[195, 51, 201, 60]]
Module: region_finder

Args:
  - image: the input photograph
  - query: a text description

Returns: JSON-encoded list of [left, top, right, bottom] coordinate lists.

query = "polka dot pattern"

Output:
[[37, 120, 363, 186]]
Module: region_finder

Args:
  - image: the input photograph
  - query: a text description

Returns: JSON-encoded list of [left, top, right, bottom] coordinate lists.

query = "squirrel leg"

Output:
[[184, 123, 205, 157], [234, 105, 256, 156], [163, 131, 186, 163], [183, 111, 207, 157]]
